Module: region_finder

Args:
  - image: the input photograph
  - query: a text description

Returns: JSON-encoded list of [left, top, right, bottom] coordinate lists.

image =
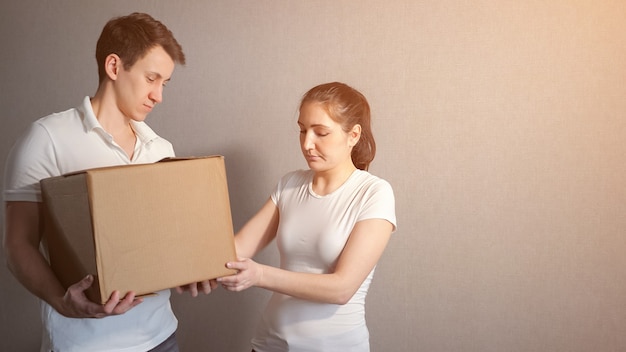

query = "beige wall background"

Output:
[[1, 1, 625, 351]]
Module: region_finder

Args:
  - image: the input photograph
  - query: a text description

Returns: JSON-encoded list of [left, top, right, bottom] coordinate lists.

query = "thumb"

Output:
[[75, 274, 95, 291]]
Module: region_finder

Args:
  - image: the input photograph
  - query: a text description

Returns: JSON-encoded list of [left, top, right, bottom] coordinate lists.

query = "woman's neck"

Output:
[[311, 164, 357, 196]]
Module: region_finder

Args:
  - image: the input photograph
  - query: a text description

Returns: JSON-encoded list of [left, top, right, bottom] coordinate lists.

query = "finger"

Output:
[[110, 292, 141, 315], [128, 297, 143, 309], [102, 290, 121, 314], [226, 261, 246, 271], [216, 276, 237, 285], [115, 292, 137, 311], [221, 282, 236, 291], [121, 291, 137, 304], [71, 274, 95, 292], [189, 283, 199, 297], [231, 282, 247, 292], [222, 279, 244, 290], [199, 281, 212, 294]]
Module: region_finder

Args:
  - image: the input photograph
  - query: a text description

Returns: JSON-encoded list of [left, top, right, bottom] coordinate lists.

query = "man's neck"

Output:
[[90, 88, 132, 135]]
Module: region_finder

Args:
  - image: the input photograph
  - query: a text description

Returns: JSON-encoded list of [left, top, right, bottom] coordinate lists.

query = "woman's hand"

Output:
[[217, 258, 263, 292]]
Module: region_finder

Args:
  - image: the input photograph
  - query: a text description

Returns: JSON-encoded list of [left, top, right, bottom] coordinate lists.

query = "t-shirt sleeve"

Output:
[[270, 170, 303, 206], [3, 122, 58, 202], [357, 179, 397, 232], [270, 179, 280, 206]]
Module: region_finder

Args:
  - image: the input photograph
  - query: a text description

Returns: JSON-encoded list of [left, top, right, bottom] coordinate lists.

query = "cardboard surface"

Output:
[[41, 156, 237, 304]]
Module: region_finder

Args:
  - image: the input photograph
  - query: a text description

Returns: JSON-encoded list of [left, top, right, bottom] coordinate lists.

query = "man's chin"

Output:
[[130, 114, 149, 122]]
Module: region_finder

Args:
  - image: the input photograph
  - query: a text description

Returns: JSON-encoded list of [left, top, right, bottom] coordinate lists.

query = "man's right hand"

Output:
[[59, 274, 143, 318], [4, 201, 142, 319]]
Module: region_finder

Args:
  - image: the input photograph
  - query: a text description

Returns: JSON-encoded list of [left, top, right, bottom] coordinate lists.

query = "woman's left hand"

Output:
[[217, 258, 263, 292]]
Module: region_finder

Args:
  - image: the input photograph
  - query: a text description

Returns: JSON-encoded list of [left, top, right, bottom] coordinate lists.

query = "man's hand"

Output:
[[59, 275, 142, 318], [175, 279, 218, 297]]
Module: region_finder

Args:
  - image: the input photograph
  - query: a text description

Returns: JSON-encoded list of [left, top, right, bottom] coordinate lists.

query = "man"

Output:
[[3, 12, 213, 351]]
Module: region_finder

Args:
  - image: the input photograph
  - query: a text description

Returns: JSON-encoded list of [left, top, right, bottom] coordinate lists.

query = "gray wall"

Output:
[[2, 1, 626, 351]]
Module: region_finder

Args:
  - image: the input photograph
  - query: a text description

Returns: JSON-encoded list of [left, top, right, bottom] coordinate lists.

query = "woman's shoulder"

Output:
[[280, 169, 312, 183], [352, 169, 393, 190], [272, 169, 311, 201]]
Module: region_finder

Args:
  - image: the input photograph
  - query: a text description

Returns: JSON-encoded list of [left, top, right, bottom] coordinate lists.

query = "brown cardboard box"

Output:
[[40, 156, 237, 304]]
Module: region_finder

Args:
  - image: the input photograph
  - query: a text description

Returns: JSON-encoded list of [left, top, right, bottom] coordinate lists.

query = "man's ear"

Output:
[[104, 53, 122, 81], [349, 124, 362, 147]]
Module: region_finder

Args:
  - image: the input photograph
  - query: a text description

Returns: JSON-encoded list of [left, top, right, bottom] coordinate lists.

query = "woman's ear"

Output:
[[349, 124, 362, 147], [104, 53, 122, 81]]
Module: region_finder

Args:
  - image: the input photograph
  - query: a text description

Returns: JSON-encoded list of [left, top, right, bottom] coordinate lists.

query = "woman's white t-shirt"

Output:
[[251, 169, 397, 352]]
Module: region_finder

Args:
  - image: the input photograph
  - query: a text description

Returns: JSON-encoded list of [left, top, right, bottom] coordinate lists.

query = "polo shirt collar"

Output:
[[80, 96, 160, 144], [130, 120, 160, 144], [80, 96, 100, 132]]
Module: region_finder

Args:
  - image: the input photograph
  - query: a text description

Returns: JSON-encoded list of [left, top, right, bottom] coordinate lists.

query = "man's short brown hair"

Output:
[[95, 12, 185, 83]]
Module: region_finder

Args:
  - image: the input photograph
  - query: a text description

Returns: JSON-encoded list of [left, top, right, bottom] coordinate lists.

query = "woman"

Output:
[[219, 82, 396, 351]]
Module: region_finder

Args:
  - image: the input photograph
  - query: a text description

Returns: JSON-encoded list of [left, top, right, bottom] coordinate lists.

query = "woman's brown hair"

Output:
[[300, 82, 376, 171]]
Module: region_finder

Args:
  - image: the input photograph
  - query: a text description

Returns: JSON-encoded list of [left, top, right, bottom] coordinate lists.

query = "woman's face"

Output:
[[298, 102, 360, 173]]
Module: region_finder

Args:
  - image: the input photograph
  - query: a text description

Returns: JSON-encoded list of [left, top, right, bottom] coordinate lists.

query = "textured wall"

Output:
[[1, 1, 625, 351]]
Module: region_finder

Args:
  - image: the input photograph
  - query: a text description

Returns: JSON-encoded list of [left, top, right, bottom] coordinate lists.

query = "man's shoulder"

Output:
[[36, 106, 81, 126], [29, 106, 85, 139]]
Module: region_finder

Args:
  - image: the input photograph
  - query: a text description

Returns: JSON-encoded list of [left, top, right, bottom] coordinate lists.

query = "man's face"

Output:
[[114, 45, 176, 122]]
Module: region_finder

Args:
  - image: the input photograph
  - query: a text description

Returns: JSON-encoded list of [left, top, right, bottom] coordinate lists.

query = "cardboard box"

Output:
[[40, 156, 237, 304]]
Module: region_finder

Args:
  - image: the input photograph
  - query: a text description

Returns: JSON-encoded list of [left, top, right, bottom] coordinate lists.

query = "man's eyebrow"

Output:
[[147, 71, 171, 81]]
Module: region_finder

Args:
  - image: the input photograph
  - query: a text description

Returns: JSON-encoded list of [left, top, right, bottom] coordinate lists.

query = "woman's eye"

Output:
[[298, 129, 328, 137]]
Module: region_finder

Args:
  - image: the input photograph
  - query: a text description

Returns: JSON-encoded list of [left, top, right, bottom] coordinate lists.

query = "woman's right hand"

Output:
[[217, 258, 264, 292]]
